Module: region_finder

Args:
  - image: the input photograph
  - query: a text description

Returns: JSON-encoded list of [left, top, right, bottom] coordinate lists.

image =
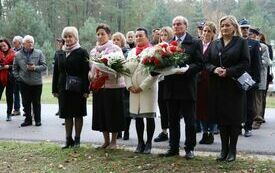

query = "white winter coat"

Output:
[[124, 48, 158, 117]]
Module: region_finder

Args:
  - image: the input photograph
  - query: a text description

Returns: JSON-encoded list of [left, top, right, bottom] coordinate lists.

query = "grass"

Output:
[[0, 141, 274, 173]]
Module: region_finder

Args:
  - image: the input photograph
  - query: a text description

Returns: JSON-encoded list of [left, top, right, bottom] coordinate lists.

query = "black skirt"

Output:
[[59, 91, 87, 119], [92, 88, 125, 132]]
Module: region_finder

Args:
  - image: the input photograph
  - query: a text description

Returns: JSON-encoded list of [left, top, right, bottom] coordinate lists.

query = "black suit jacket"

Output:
[[163, 33, 203, 101]]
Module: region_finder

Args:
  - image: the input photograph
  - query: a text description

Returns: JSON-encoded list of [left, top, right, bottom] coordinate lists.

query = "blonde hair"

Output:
[[111, 32, 126, 48], [218, 15, 242, 38], [203, 21, 217, 40], [160, 26, 174, 42], [62, 26, 79, 41]]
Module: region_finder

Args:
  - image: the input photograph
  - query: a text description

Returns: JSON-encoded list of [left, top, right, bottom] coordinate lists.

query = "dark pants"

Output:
[[13, 81, 21, 111], [244, 89, 256, 131], [167, 100, 196, 152], [158, 98, 169, 130], [19, 82, 42, 123], [201, 121, 215, 133], [0, 79, 14, 115], [219, 125, 240, 155]]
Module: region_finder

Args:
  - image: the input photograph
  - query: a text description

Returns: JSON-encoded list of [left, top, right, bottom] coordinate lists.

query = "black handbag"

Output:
[[65, 75, 82, 92]]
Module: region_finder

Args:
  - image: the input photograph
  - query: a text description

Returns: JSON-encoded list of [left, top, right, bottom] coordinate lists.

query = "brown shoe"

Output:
[[12, 110, 21, 116], [252, 121, 261, 129]]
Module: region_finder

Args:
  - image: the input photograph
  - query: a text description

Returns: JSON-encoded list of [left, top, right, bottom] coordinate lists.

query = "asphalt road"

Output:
[[0, 104, 274, 155]]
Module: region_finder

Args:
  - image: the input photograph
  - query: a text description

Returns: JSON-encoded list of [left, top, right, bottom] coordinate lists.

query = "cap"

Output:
[[249, 28, 260, 35], [197, 21, 205, 29], [239, 19, 250, 28]]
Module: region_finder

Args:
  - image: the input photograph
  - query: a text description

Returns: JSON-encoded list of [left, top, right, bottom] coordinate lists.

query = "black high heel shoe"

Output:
[[62, 137, 75, 149], [74, 136, 80, 148], [134, 142, 145, 153]]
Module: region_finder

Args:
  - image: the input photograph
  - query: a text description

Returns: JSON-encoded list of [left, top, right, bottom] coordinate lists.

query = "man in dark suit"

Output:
[[160, 16, 203, 159], [239, 19, 261, 137]]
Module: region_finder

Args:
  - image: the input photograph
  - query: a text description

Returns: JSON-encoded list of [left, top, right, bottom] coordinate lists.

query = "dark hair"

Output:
[[136, 27, 149, 38], [96, 23, 111, 35], [0, 38, 12, 49]]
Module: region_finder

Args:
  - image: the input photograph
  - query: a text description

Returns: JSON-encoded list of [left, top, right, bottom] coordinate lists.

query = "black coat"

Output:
[[52, 48, 90, 118], [163, 33, 203, 101], [247, 39, 261, 84], [206, 36, 249, 125]]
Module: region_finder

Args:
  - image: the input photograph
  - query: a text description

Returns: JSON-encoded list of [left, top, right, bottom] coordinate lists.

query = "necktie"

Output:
[[177, 38, 181, 45]]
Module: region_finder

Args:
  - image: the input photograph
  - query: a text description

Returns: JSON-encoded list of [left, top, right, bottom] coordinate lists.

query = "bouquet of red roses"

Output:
[[140, 41, 188, 74], [90, 52, 130, 91]]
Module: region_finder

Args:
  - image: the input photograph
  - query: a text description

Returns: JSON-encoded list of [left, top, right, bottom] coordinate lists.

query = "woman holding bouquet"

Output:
[[89, 23, 125, 149], [125, 27, 158, 154], [52, 26, 90, 148], [206, 15, 249, 162]]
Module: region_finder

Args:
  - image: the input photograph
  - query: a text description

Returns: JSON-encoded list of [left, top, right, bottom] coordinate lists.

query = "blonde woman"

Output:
[[206, 15, 249, 162]]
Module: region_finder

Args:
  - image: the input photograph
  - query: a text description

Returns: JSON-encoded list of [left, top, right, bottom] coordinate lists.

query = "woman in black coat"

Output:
[[52, 26, 90, 148], [206, 15, 249, 162]]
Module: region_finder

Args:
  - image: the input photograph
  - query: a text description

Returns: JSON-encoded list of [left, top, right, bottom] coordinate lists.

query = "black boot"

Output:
[[216, 126, 229, 161], [143, 142, 152, 154], [74, 136, 80, 148], [62, 137, 74, 149], [226, 149, 236, 162], [226, 126, 239, 162], [134, 142, 145, 153], [205, 133, 214, 144], [123, 131, 129, 140], [117, 132, 122, 139], [199, 132, 208, 144]]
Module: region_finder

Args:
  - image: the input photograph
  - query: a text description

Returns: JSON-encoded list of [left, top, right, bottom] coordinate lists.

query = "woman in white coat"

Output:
[[125, 28, 158, 154]]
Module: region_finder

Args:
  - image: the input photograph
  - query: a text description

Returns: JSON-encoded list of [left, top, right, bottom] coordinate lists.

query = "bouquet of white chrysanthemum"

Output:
[[91, 51, 130, 77]]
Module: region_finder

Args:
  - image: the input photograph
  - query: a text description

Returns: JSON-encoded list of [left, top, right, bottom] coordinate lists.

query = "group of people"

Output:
[[0, 35, 46, 126], [0, 14, 273, 163]]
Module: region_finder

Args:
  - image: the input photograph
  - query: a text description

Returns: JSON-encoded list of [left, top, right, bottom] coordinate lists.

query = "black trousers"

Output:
[[244, 89, 256, 131], [0, 79, 14, 115], [158, 97, 169, 130], [19, 82, 42, 123], [166, 99, 196, 151]]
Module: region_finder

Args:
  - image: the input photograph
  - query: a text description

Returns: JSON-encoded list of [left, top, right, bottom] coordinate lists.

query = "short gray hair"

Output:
[[22, 35, 34, 44], [172, 16, 189, 27], [13, 36, 23, 43], [112, 32, 126, 48], [62, 26, 79, 41]]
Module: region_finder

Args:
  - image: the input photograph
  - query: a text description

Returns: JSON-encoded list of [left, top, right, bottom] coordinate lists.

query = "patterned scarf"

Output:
[[63, 42, 81, 57], [135, 43, 150, 56]]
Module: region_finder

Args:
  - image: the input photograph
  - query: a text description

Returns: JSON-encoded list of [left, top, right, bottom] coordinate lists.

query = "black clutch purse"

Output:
[[235, 72, 256, 91], [65, 75, 82, 92]]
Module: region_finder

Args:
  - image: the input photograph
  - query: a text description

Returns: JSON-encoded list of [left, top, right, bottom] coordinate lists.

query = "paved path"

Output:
[[0, 104, 274, 155]]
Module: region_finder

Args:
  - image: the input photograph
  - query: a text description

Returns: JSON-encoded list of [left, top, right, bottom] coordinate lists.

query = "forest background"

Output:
[[0, 0, 274, 73]]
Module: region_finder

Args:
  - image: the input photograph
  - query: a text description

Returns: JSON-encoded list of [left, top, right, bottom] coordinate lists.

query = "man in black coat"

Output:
[[160, 16, 203, 159], [239, 19, 261, 137]]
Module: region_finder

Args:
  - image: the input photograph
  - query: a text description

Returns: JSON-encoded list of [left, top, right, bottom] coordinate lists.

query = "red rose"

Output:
[[142, 58, 148, 64], [161, 50, 167, 57], [154, 58, 160, 66], [170, 41, 178, 46], [161, 43, 168, 49], [170, 46, 177, 53], [100, 58, 108, 65]]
